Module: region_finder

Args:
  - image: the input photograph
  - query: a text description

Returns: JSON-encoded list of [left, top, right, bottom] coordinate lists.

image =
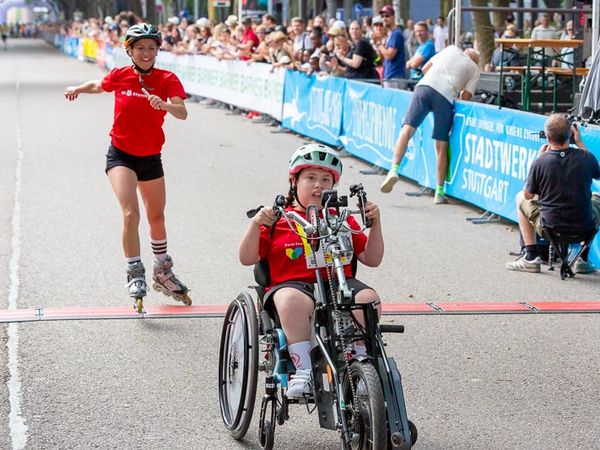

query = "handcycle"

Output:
[[218, 184, 417, 449]]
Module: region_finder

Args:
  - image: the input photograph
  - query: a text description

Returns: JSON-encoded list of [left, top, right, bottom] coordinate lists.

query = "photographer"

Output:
[[506, 114, 600, 273]]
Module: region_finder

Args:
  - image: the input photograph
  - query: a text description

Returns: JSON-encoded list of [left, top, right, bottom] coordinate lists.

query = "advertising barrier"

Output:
[[151, 50, 285, 120], [341, 80, 438, 189], [282, 71, 345, 147], [49, 34, 600, 264]]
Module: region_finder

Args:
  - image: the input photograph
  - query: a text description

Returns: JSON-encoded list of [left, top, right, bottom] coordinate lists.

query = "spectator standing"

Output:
[[162, 23, 182, 51], [403, 19, 417, 56], [559, 20, 575, 68], [505, 115, 600, 274], [291, 17, 313, 56], [380, 46, 480, 203], [531, 14, 558, 61], [238, 17, 260, 60], [432, 16, 448, 52], [405, 21, 435, 81], [370, 16, 387, 48], [376, 5, 406, 85], [262, 14, 277, 30], [268, 31, 292, 68], [364, 16, 374, 40], [334, 21, 379, 80]]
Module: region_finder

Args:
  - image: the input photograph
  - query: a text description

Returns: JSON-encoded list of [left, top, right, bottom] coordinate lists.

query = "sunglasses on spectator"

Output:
[[381, 14, 390, 18]]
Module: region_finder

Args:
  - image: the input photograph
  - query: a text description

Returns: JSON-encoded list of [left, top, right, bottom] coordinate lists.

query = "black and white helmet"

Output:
[[124, 23, 162, 47]]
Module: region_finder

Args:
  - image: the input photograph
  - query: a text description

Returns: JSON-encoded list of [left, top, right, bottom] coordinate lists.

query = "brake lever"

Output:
[[246, 205, 264, 219], [349, 184, 372, 228]]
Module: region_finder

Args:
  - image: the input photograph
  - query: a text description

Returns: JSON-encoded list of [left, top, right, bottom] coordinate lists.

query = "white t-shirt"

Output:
[[418, 45, 480, 103], [531, 25, 558, 56], [293, 32, 313, 53], [432, 24, 448, 52]]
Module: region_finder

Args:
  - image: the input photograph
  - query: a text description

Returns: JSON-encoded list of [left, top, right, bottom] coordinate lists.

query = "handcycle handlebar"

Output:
[[246, 184, 372, 240]]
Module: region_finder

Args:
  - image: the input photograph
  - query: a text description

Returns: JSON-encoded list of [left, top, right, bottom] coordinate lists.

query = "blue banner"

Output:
[[282, 71, 345, 146], [447, 102, 546, 221], [341, 80, 437, 189]]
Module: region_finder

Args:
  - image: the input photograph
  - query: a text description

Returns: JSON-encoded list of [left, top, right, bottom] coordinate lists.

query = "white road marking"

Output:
[[7, 80, 29, 450]]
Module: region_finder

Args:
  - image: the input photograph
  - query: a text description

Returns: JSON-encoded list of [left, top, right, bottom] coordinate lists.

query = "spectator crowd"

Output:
[[47, 8, 456, 84]]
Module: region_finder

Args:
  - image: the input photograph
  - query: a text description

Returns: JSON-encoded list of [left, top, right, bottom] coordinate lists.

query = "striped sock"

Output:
[[436, 185, 445, 195], [151, 238, 168, 262], [391, 163, 399, 173], [126, 256, 141, 268]]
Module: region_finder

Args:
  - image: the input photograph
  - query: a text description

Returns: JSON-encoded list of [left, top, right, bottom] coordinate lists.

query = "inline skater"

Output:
[[64, 23, 191, 307], [239, 144, 384, 397]]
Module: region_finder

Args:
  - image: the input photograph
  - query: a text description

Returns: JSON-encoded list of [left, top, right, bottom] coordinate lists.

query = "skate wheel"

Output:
[[180, 293, 192, 306], [135, 298, 144, 314]]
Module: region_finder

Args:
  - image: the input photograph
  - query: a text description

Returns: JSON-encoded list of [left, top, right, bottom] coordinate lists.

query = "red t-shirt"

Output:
[[101, 66, 186, 156], [258, 208, 368, 288], [240, 28, 260, 61]]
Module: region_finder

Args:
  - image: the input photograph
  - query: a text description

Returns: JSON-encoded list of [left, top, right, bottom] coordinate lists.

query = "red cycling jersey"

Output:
[[101, 66, 186, 156], [258, 207, 368, 289]]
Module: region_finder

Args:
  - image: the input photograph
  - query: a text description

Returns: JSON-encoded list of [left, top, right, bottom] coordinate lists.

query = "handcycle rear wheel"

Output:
[[343, 361, 387, 450], [218, 292, 259, 440]]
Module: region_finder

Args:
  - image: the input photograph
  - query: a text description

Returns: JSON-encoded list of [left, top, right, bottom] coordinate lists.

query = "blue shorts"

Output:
[[403, 85, 454, 141]]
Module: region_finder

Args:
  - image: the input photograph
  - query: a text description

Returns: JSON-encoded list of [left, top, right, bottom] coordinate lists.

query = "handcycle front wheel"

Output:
[[218, 292, 259, 440], [343, 360, 387, 450]]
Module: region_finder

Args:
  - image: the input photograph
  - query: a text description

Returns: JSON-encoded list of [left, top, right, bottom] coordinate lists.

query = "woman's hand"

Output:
[[64, 86, 80, 101], [143, 89, 167, 110], [362, 200, 381, 224], [253, 207, 278, 227]]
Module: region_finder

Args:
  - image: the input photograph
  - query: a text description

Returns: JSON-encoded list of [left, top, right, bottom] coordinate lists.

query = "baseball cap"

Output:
[[379, 5, 395, 16]]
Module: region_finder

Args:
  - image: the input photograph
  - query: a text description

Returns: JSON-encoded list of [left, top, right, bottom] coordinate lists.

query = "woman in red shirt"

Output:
[[64, 24, 191, 307], [239, 144, 384, 397]]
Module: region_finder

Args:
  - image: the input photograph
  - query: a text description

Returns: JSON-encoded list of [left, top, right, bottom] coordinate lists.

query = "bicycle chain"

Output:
[[325, 258, 359, 422]]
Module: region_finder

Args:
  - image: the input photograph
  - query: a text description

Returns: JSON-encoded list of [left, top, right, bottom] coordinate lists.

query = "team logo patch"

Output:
[[285, 247, 303, 260]]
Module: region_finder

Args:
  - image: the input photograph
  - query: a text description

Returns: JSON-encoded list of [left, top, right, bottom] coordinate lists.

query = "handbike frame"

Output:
[[269, 186, 413, 449]]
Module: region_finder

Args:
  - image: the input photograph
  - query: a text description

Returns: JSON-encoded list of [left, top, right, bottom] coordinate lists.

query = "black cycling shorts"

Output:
[[263, 278, 373, 313], [105, 144, 164, 181]]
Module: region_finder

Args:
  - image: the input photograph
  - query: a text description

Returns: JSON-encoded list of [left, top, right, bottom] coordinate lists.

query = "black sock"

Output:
[[524, 245, 538, 261]]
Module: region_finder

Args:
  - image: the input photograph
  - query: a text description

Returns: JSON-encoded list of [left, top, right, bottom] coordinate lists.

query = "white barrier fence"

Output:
[[114, 48, 285, 121]]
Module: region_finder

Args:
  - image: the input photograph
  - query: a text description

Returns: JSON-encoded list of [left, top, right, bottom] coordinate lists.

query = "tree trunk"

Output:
[[491, 0, 510, 33], [325, 0, 335, 21], [471, 0, 494, 66], [440, 0, 453, 20], [146, 0, 157, 23], [371, 0, 384, 21], [400, 0, 409, 25]]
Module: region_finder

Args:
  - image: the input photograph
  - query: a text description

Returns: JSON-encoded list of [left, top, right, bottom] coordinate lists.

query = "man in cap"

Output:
[[237, 17, 260, 60], [375, 5, 406, 84]]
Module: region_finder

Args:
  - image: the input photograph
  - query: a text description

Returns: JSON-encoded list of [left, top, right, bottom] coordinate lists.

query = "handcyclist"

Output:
[[239, 144, 384, 397], [64, 24, 191, 305]]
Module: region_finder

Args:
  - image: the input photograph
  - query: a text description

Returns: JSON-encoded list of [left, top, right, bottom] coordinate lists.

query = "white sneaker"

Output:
[[380, 171, 399, 193], [286, 369, 312, 398]]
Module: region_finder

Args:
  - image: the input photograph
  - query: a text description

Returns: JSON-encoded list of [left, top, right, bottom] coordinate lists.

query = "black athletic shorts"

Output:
[[263, 278, 373, 313], [105, 144, 164, 181]]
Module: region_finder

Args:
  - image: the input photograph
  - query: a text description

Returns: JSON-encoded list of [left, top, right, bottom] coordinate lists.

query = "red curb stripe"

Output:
[[0, 302, 599, 323]]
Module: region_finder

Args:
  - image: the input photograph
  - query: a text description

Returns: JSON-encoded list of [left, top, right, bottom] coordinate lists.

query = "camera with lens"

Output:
[[538, 114, 579, 144], [321, 190, 348, 208]]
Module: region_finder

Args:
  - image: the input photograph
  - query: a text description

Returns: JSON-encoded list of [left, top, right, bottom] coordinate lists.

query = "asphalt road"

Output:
[[0, 39, 599, 450]]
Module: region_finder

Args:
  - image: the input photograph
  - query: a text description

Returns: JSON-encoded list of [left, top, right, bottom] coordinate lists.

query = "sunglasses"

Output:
[[381, 14, 390, 18]]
